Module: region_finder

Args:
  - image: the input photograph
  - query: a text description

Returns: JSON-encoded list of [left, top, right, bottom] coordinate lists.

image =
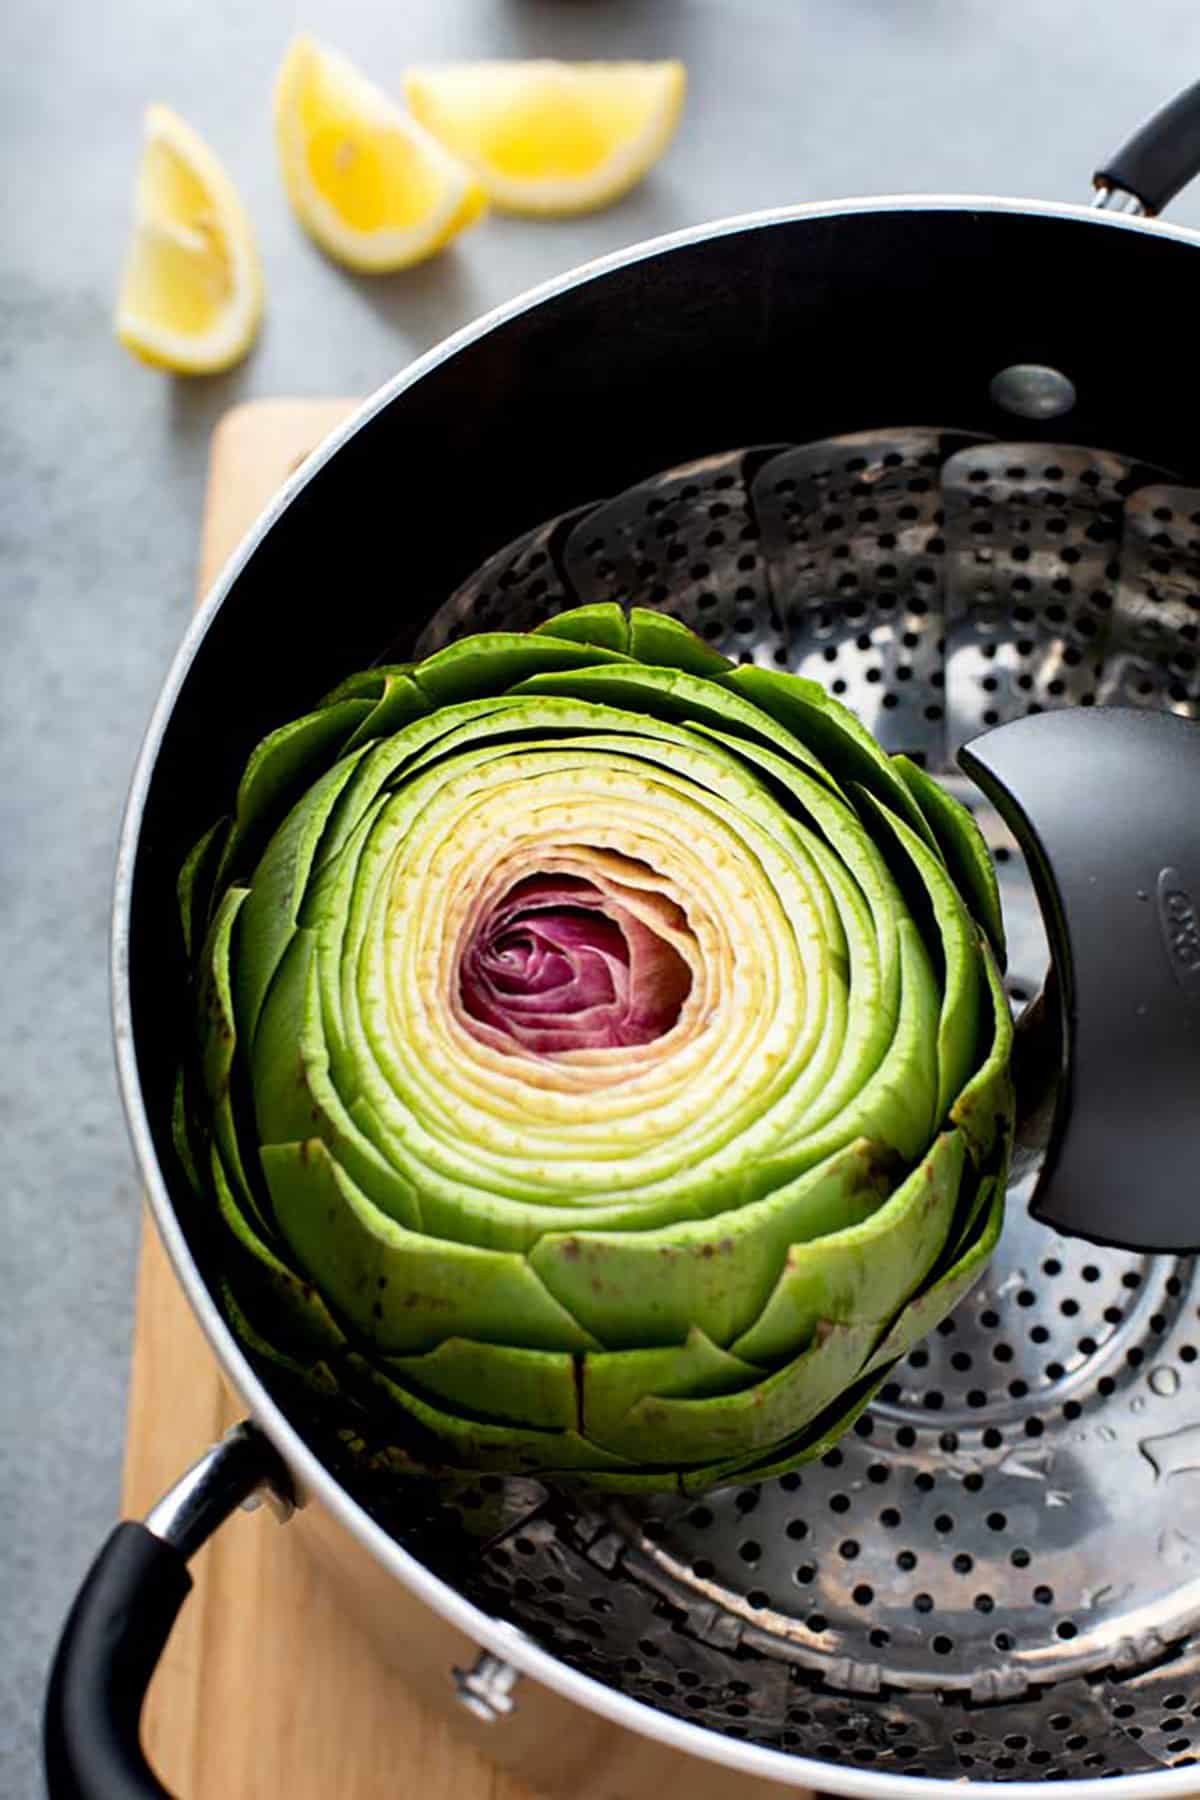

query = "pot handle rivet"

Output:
[[453, 1651, 521, 1723]]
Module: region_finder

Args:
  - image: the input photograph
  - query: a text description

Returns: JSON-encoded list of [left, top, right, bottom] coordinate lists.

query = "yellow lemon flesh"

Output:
[[116, 106, 263, 375], [274, 36, 486, 272], [404, 60, 686, 216]]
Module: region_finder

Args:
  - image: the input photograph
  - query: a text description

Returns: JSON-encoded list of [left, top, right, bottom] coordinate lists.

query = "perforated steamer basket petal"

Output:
[[389, 432, 1200, 1785]]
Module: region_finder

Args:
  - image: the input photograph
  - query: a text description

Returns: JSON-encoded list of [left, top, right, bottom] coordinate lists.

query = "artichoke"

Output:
[[177, 604, 1013, 1493]]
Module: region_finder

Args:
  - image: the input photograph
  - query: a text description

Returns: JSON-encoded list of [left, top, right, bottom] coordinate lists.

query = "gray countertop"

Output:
[[5, 1, 1200, 1793]]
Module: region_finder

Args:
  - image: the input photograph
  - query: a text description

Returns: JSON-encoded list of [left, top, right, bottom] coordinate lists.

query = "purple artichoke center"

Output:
[[459, 873, 693, 1055]]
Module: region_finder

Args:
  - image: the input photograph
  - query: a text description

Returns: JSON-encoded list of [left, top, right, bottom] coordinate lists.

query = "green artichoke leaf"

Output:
[[529, 1140, 892, 1350], [532, 602, 631, 652], [511, 663, 843, 795], [582, 1328, 763, 1449], [216, 697, 375, 888], [893, 754, 1006, 964], [320, 663, 414, 704], [218, 1279, 344, 1400], [584, 1317, 879, 1465], [852, 785, 983, 1126], [382, 1338, 578, 1430], [552, 1465, 693, 1494], [342, 669, 432, 754], [234, 748, 371, 1047], [533, 603, 734, 676], [347, 1352, 627, 1472], [627, 607, 734, 677], [950, 936, 1015, 1169], [864, 1178, 1004, 1377], [251, 925, 421, 1227], [690, 1362, 893, 1490], [412, 631, 633, 707], [724, 666, 938, 853], [196, 884, 267, 1229], [211, 1144, 346, 1354], [178, 817, 230, 959], [937, 1149, 1002, 1277], [260, 1137, 600, 1354], [731, 1128, 967, 1365], [172, 1066, 205, 1200]]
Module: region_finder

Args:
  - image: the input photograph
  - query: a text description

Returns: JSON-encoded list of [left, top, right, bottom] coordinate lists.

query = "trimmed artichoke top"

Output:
[[176, 604, 1014, 1494]]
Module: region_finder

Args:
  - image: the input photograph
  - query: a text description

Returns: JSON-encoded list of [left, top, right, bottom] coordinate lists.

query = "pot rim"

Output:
[[112, 192, 1200, 1800]]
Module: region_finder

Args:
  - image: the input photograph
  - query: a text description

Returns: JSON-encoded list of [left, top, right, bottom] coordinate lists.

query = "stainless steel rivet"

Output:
[[453, 1651, 520, 1723], [989, 363, 1078, 420]]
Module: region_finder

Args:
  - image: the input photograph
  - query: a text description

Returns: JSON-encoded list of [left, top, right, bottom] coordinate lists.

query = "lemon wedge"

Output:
[[116, 106, 263, 374], [403, 60, 686, 216], [274, 36, 486, 272]]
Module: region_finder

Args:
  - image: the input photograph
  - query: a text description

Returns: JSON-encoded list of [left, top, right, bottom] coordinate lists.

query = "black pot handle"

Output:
[[1094, 77, 1200, 215], [44, 1424, 293, 1800]]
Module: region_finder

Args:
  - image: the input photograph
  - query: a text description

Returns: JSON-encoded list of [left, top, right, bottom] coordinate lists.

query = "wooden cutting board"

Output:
[[122, 398, 804, 1800]]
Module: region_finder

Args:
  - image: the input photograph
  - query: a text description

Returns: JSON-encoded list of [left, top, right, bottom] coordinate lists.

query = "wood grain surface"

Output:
[[122, 398, 804, 1800]]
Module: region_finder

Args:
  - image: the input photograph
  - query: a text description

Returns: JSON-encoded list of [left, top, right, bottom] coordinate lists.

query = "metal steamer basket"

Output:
[[45, 83, 1200, 1800]]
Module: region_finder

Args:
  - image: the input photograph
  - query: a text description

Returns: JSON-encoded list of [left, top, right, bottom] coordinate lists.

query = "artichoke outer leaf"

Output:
[[211, 1143, 347, 1354], [950, 936, 1016, 1169], [235, 749, 370, 1048], [218, 698, 375, 888], [512, 663, 842, 793], [341, 669, 431, 755], [178, 817, 230, 960], [864, 1180, 1004, 1378], [529, 1140, 893, 1350], [382, 1339, 578, 1430], [347, 1353, 628, 1473], [320, 664, 413, 705], [553, 1466, 688, 1495], [248, 924, 325, 1146], [260, 1137, 600, 1355], [626, 607, 733, 677], [586, 1318, 879, 1465], [250, 926, 420, 1229], [531, 599, 733, 675], [893, 754, 1006, 966], [852, 784, 983, 1126], [197, 882, 248, 1110], [945, 1122, 1009, 1264], [582, 1327, 763, 1449], [171, 1066, 205, 1200], [412, 632, 633, 707], [690, 1364, 892, 1490], [731, 1129, 967, 1365], [217, 1279, 344, 1399], [532, 602, 630, 652], [196, 884, 269, 1228], [724, 665, 938, 852]]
